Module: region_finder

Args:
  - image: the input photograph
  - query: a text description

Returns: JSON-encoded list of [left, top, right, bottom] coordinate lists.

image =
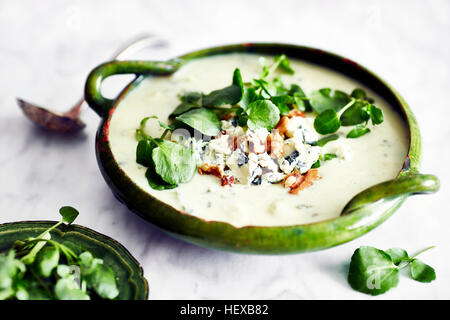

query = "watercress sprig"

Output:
[[348, 245, 436, 296], [312, 87, 384, 137], [0, 207, 120, 300], [136, 116, 196, 189]]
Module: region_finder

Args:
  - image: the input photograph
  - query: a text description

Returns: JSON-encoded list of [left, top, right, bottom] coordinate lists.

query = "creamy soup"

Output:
[[108, 53, 409, 227]]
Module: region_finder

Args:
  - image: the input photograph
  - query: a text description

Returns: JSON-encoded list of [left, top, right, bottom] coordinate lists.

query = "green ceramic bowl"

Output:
[[84, 43, 439, 254], [0, 221, 148, 299]]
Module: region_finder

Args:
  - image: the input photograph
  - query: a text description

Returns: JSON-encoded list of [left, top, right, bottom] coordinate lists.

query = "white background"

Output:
[[0, 0, 448, 299]]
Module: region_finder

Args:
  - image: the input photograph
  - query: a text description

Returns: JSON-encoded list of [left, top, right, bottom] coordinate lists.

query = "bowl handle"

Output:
[[341, 173, 439, 215], [84, 59, 182, 117]]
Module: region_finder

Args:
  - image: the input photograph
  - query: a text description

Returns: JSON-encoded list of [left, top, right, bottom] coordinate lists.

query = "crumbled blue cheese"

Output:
[[323, 140, 352, 160], [208, 134, 232, 155], [174, 116, 324, 187], [285, 116, 318, 144]]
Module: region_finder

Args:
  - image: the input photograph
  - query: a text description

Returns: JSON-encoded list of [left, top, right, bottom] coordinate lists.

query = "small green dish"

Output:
[[0, 221, 148, 300], [84, 43, 439, 254]]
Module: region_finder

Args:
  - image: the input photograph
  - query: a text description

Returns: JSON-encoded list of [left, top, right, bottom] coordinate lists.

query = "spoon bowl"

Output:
[[17, 35, 168, 134]]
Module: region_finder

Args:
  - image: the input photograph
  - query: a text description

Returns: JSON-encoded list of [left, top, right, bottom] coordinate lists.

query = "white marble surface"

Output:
[[0, 0, 449, 299]]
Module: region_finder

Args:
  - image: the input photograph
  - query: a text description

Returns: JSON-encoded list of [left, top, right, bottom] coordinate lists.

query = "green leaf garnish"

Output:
[[245, 100, 280, 131], [152, 140, 197, 185], [347, 124, 371, 138], [175, 108, 221, 136], [59, 206, 79, 225], [348, 246, 399, 296], [0, 208, 120, 300], [410, 259, 436, 283], [340, 101, 370, 126], [136, 139, 156, 168], [350, 88, 367, 100], [386, 247, 409, 265], [54, 278, 89, 300], [274, 54, 295, 74], [170, 92, 202, 116], [312, 134, 339, 147], [323, 153, 337, 161], [240, 87, 259, 111], [310, 88, 351, 114], [313, 109, 341, 135], [79, 251, 119, 300], [348, 246, 436, 295], [35, 247, 60, 278], [271, 95, 295, 115], [145, 166, 178, 190], [202, 68, 244, 107]]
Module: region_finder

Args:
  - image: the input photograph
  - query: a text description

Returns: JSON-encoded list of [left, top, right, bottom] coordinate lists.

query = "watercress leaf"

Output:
[[136, 139, 156, 167], [310, 88, 351, 114], [84, 263, 119, 300], [170, 102, 200, 117], [0, 250, 24, 289], [410, 259, 436, 283], [35, 246, 60, 278], [236, 107, 248, 127], [179, 91, 202, 103], [59, 206, 79, 225], [340, 101, 370, 126], [288, 84, 310, 112], [253, 79, 272, 98], [145, 166, 178, 190], [312, 134, 339, 147], [348, 246, 399, 296], [152, 140, 196, 185], [289, 84, 306, 97], [386, 248, 409, 265], [273, 77, 289, 95], [314, 109, 341, 134], [240, 87, 259, 111], [368, 105, 384, 125], [311, 160, 321, 168], [135, 116, 154, 141], [271, 95, 295, 115], [232, 68, 244, 96], [26, 287, 52, 300], [274, 54, 295, 74], [175, 108, 221, 136], [54, 278, 90, 300], [323, 153, 337, 161], [347, 125, 371, 138], [171, 92, 202, 117], [56, 264, 72, 278], [202, 68, 243, 107], [246, 100, 280, 131], [351, 88, 367, 100]]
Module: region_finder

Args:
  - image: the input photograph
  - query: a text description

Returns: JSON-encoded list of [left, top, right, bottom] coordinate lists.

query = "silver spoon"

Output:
[[17, 35, 168, 134]]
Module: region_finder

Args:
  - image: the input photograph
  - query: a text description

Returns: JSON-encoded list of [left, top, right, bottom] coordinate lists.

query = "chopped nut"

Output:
[[289, 169, 321, 194], [284, 175, 299, 188], [275, 116, 289, 137], [247, 131, 268, 154], [221, 175, 235, 187], [267, 129, 284, 158], [198, 164, 223, 178], [288, 109, 306, 118]]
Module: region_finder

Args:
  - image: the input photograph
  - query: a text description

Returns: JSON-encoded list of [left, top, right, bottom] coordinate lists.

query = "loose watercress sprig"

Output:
[[348, 245, 436, 296], [0, 207, 120, 300]]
